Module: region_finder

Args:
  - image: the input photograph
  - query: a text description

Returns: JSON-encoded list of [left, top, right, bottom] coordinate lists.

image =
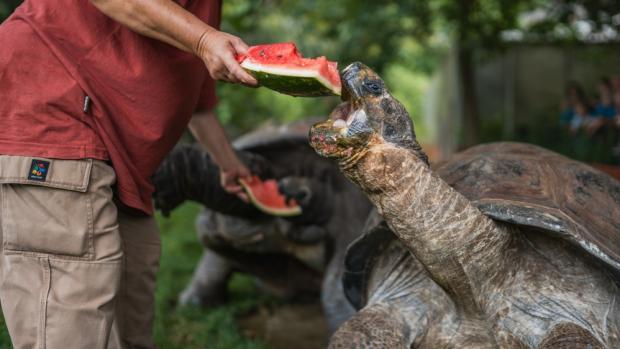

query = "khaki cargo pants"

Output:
[[0, 156, 161, 349]]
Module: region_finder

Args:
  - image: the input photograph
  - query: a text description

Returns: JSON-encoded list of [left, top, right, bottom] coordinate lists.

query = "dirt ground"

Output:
[[238, 302, 328, 349]]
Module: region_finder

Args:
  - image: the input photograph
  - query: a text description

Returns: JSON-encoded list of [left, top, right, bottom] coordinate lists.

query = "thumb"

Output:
[[239, 165, 251, 178]]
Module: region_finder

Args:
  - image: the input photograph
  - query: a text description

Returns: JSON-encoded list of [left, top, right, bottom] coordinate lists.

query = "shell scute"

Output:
[[436, 142, 620, 274]]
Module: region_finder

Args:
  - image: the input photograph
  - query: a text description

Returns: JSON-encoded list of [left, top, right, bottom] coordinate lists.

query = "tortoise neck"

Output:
[[343, 144, 512, 312]]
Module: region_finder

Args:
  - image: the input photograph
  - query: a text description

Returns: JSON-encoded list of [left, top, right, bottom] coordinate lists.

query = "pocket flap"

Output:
[[0, 156, 92, 192]]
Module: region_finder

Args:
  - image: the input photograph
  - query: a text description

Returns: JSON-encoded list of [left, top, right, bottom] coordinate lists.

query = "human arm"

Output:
[[188, 109, 250, 201], [88, 0, 257, 85]]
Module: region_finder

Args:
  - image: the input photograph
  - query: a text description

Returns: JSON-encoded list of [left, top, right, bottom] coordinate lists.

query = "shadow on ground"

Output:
[[239, 302, 327, 349]]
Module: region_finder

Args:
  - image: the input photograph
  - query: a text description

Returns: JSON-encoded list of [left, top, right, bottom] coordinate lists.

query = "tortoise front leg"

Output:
[[329, 302, 498, 349], [539, 323, 604, 349], [328, 303, 413, 349], [178, 249, 233, 307], [322, 250, 355, 335]]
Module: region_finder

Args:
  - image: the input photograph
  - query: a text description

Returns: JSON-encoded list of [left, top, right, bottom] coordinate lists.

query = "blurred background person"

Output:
[[560, 81, 593, 134], [586, 77, 616, 136]]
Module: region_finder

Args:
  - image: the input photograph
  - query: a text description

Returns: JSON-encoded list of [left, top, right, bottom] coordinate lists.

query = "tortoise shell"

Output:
[[232, 117, 342, 182], [438, 142, 620, 274], [233, 118, 322, 151], [344, 142, 620, 309]]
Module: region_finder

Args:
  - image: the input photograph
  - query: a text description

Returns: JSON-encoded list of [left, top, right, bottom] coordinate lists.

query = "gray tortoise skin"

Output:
[[152, 119, 373, 333], [310, 62, 620, 348]]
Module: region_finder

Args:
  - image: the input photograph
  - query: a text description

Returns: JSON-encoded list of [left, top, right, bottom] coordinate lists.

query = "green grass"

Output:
[[0, 314, 10, 349], [154, 203, 272, 349], [0, 202, 271, 348]]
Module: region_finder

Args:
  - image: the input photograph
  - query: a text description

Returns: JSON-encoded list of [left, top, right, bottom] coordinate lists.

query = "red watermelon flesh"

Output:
[[236, 42, 341, 97], [239, 176, 302, 216]]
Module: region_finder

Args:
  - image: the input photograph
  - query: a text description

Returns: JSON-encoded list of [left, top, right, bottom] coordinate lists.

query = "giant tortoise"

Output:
[[152, 119, 373, 333], [309, 62, 620, 348]]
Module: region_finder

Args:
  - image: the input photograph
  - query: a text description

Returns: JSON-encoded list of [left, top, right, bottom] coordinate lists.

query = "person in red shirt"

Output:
[[0, 0, 257, 348]]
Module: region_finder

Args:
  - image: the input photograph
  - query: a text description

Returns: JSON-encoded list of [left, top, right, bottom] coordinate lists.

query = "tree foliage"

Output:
[[526, 0, 620, 37], [216, 0, 442, 134], [392, 0, 619, 145], [0, 0, 20, 21], [222, 0, 434, 73]]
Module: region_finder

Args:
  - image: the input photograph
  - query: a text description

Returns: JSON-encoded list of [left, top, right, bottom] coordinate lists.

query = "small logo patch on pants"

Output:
[[28, 159, 50, 181]]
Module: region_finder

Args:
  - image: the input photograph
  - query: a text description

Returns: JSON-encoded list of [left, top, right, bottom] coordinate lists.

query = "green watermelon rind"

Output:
[[239, 179, 303, 217], [241, 61, 341, 97]]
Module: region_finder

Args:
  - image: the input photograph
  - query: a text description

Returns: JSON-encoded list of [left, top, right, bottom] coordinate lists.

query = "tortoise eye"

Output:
[[363, 80, 383, 95]]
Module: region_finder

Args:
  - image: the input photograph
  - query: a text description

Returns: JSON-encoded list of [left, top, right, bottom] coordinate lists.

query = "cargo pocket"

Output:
[[0, 157, 94, 258]]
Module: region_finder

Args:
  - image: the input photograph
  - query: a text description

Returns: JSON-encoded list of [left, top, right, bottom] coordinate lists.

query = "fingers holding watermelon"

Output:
[[195, 29, 257, 86], [223, 57, 257, 88], [229, 37, 249, 57], [220, 164, 251, 202]]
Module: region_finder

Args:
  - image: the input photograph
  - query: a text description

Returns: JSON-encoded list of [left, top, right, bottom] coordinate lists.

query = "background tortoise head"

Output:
[[309, 62, 427, 164]]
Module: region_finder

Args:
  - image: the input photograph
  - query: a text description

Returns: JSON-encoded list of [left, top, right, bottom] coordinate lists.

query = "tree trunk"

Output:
[[458, 47, 479, 147], [456, 0, 479, 148]]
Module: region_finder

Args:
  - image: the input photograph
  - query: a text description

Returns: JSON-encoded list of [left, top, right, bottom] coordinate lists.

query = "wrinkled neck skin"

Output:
[[340, 140, 513, 315]]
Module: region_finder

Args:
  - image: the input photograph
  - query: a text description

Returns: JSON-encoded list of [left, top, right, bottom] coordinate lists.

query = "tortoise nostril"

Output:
[[296, 187, 312, 203], [277, 178, 312, 205]]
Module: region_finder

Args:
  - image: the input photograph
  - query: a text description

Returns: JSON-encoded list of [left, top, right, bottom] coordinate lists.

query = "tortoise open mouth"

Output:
[[309, 63, 371, 159], [309, 102, 365, 159], [308, 116, 349, 159], [331, 102, 354, 128]]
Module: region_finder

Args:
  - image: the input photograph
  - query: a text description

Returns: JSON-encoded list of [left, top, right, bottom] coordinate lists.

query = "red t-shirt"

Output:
[[0, 0, 221, 214]]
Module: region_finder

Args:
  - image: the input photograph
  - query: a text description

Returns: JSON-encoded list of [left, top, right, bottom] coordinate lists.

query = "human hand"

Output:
[[195, 29, 257, 86], [220, 162, 251, 202]]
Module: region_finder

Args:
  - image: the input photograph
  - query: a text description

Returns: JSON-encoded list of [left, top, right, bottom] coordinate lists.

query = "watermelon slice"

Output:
[[239, 176, 302, 217], [236, 42, 341, 97]]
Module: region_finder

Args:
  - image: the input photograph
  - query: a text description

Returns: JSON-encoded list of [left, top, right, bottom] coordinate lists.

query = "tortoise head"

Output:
[[309, 62, 427, 164]]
